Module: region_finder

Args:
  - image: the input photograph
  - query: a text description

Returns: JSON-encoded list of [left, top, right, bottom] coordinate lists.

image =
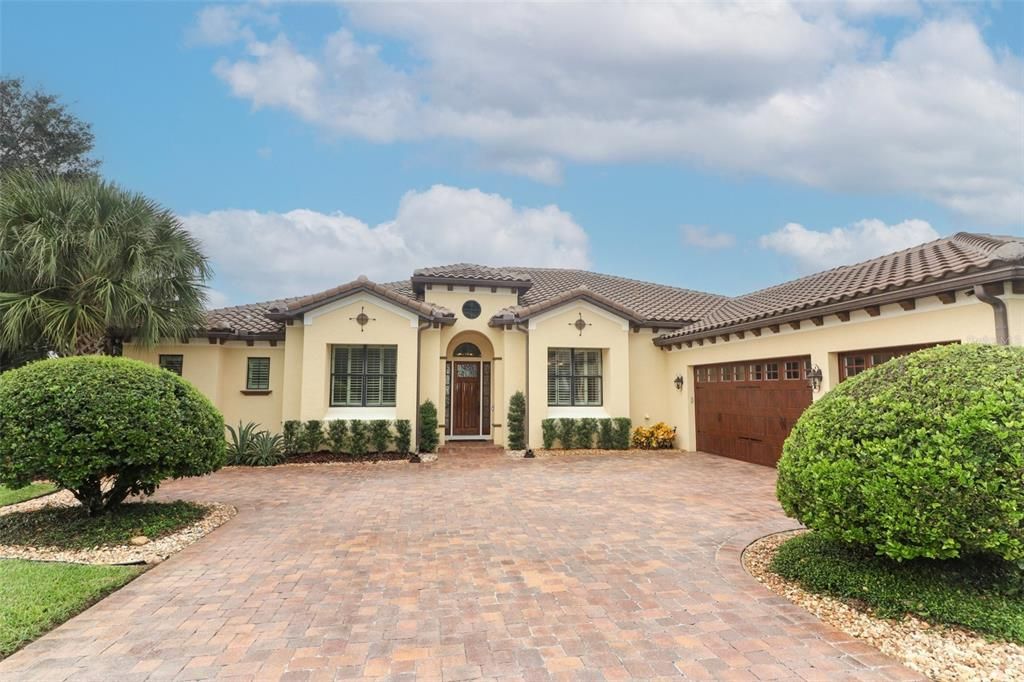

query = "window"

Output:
[[159, 354, 183, 376], [784, 361, 801, 379], [462, 300, 482, 319], [331, 345, 397, 407], [720, 366, 731, 382], [548, 348, 602, 406], [734, 365, 746, 382], [765, 362, 779, 380], [246, 357, 270, 391], [750, 364, 763, 381], [453, 342, 481, 357]]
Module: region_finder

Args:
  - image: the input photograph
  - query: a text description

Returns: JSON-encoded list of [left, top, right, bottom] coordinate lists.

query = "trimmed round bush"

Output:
[[777, 344, 1024, 562], [0, 356, 225, 516]]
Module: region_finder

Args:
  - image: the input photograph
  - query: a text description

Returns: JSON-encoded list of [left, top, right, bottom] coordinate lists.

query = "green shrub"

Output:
[[395, 420, 412, 455], [282, 420, 302, 454], [541, 419, 558, 449], [418, 400, 439, 453], [612, 418, 632, 450], [225, 421, 260, 465], [597, 419, 615, 449], [245, 432, 285, 466], [772, 532, 1024, 644], [777, 344, 1024, 562], [507, 391, 527, 450], [369, 420, 391, 454], [559, 418, 578, 449], [577, 418, 597, 449], [301, 420, 323, 453], [349, 420, 369, 457], [0, 356, 224, 516], [326, 420, 348, 454]]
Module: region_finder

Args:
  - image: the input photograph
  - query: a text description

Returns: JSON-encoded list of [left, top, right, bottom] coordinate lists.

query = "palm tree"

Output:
[[0, 172, 211, 361]]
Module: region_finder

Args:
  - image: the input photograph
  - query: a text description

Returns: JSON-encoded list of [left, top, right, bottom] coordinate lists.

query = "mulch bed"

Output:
[[744, 531, 1024, 681], [285, 451, 411, 464]]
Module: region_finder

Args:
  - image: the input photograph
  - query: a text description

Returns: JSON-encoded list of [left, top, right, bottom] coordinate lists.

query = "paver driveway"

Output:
[[0, 451, 917, 681]]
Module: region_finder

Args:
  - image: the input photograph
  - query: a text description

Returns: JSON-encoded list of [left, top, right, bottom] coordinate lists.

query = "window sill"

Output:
[[546, 406, 610, 419], [240, 389, 272, 396]]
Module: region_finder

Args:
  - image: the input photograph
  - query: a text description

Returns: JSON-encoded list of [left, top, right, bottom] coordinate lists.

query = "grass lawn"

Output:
[[0, 559, 142, 657], [771, 532, 1024, 644], [0, 501, 207, 549], [0, 483, 57, 508]]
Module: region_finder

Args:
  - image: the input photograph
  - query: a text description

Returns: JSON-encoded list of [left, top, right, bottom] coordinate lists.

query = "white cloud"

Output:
[[199, 4, 1024, 226], [186, 5, 276, 47], [182, 185, 590, 304], [759, 218, 940, 271], [681, 225, 736, 249]]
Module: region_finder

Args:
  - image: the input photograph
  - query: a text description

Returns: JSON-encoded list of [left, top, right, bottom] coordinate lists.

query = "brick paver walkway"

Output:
[[0, 451, 918, 681]]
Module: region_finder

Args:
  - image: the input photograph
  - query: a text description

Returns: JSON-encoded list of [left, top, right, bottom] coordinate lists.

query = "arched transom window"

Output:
[[453, 342, 481, 357]]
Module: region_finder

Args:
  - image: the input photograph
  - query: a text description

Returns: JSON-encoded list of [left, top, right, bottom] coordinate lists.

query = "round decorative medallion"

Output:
[[462, 300, 482, 319]]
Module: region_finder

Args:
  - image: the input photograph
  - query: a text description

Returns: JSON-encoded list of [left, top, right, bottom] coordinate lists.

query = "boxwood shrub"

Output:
[[0, 356, 225, 516], [777, 344, 1024, 562], [541, 419, 558, 449]]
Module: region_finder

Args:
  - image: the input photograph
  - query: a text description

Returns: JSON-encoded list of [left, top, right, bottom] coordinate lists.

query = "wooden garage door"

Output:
[[694, 356, 813, 467]]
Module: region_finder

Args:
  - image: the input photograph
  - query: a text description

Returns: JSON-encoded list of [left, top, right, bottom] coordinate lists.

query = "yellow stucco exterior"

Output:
[[127, 276, 1023, 457]]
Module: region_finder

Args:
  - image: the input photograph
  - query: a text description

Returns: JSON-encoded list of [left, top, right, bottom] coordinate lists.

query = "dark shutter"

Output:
[[482, 361, 491, 435]]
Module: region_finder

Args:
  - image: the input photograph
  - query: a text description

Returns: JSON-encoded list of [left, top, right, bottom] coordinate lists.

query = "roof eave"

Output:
[[654, 264, 1024, 346], [410, 274, 533, 292]]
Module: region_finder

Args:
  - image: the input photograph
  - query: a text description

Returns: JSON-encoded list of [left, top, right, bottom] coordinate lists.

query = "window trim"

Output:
[[330, 344, 398, 407], [547, 347, 603, 407], [158, 354, 183, 376], [246, 357, 271, 392]]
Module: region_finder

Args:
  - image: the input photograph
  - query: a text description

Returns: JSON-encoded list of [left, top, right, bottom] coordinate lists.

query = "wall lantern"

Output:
[[673, 374, 685, 391], [807, 364, 823, 392]]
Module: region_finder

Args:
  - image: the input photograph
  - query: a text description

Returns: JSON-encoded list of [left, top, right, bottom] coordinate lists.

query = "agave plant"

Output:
[[225, 421, 260, 465], [246, 431, 286, 467]]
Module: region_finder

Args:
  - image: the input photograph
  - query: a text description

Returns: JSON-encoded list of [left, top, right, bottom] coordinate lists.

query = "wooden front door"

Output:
[[452, 361, 481, 436], [694, 356, 813, 467]]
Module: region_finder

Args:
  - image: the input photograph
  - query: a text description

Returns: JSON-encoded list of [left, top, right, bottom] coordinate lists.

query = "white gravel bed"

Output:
[[0, 492, 236, 565], [744, 530, 1024, 682]]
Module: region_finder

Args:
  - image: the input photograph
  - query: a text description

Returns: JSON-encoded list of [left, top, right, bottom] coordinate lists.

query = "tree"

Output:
[[0, 78, 99, 177], [0, 356, 225, 516], [507, 391, 526, 450], [0, 172, 211, 358]]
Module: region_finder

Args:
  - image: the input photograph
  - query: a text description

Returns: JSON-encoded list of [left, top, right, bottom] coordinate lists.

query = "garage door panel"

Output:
[[694, 355, 813, 466]]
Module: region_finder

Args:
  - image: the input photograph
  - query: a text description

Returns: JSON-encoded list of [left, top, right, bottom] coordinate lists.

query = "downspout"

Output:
[[973, 284, 1009, 345], [415, 320, 432, 451], [515, 323, 529, 448]]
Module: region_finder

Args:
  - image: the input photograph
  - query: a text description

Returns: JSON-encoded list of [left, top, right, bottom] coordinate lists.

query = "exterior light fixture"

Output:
[[673, 374, 685, 391], [807, 364, 823, 392], [524, 449, 535, 458]]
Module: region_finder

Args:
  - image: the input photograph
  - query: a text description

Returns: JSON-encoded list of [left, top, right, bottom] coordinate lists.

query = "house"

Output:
[[126, 232, 1024, 466]]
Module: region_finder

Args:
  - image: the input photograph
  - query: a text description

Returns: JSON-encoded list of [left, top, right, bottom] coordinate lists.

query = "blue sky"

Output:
[[3, 1, 1022, 306]]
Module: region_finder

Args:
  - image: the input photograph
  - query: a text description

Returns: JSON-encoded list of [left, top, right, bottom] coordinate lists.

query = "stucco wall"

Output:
[[296, 294, 421, 438], [525, 301, 631, 447], [628, 328, 672, 434], [664, 294, 1008, 451], [125, 341, 284, 432]]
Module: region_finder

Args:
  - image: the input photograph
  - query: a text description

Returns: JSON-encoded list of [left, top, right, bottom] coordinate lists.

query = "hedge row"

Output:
[[540, 417, 631, 450], [283, 419, 413, 456]]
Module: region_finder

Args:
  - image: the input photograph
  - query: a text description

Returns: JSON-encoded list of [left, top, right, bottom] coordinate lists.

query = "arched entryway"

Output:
[[445, 332, 495, 440]]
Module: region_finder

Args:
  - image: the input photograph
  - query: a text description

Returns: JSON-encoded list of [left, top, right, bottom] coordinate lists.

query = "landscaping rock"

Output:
[[0, 496, 236, 566], [744, 530, 1024, 682]]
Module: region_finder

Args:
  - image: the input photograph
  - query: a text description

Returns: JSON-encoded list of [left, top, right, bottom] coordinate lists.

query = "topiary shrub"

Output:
[[777, 344, 1024, 562], [507, 391, 527, 450], [541, 419, 558, 449], [419, 400, 439, 453], [369, 420, 391, 454], [597, 419, 615, 449], [301, 420, 323, 454], [349, 420, 369, 458], [577, 418, 598, 449], [326, 420, 348, 454], [395, 420, 412, 455], [0, 356, 225, 516], [559, 418, 578, 449], [282, 420, 302, 455], [612, 418, 632, 450]]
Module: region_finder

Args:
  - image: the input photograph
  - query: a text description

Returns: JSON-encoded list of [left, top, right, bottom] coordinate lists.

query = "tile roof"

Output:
[[199, 232, 1023, 341], [655, 232, 1024, 344]]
